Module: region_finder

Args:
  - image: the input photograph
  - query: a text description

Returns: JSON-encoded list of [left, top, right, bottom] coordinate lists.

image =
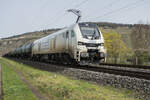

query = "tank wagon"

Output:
[[7, 22, 106, 64]]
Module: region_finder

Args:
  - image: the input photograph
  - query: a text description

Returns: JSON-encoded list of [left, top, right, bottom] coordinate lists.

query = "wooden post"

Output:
[[0, 64, 2, 100], [135, 57, 138, 65]]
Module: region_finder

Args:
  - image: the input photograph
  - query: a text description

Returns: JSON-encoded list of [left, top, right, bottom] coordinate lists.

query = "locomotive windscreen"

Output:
[[79, 23, 101, 39]]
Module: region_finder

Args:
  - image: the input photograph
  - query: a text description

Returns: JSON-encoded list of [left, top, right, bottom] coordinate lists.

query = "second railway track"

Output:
[[100, 63, 150, 70], [76, 65, 150, 80]]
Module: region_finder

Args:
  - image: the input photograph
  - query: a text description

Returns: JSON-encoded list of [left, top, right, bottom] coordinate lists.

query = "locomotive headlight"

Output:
[[78, 41, 86, 45], [98, 43, 104, 46], [77, 42, 87, 52], [98, 43, 104, 48], [81, 52, 89, 57], [100, 52, 105, 58]]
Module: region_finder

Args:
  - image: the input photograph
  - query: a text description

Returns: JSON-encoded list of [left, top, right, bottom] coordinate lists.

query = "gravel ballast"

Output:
[[53, 66, 150, 100]]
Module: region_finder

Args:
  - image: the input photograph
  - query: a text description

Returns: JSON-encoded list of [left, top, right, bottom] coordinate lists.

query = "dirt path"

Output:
[[3, 61, 47, 100], [0, 64, 3, 100]]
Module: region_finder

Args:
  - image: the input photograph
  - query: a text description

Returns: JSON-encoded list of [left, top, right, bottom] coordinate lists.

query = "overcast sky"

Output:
[[0, 0, 150, 38]]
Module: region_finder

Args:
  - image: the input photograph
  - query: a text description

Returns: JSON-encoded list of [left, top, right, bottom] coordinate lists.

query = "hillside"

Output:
[[0, 22, 133, 56]]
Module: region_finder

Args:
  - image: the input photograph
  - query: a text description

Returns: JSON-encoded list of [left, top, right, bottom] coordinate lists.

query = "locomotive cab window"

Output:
[[71, 30, 75, 37], [63, 33, 65, 38], [79, 23, 101, 40], [66, 31, 69, 38]]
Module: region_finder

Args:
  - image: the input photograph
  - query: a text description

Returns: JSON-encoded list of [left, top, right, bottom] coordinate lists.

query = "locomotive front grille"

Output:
[[78, 41, 104, 47], [88, 49, 98, 52], [86, 43, 98, 47]]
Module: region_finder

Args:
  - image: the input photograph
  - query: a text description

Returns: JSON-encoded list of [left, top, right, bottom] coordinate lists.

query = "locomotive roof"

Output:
[[79, 23, 98, 27]]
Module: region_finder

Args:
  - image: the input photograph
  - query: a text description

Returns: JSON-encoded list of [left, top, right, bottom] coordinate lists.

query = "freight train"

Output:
[[6, 22, 107, 65]]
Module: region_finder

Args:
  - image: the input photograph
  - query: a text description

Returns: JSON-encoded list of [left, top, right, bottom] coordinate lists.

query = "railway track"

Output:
[[76, 65, 150, 80], [9, 58, 150, 80], [100, 63, 150, 70]]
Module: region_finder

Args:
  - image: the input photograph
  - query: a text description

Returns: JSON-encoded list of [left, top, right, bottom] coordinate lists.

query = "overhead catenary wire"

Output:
[[108, 1, 147, 24], [44, 0, 90, 28], [82, 0, 121, 22], [97, 0, 121, 11], [74, 0, 89, 9], [30, 0, 76, 29], [30, 0, 90, 29], [96, 0, 147, 24], [86, 0, 145, 22], [43, 0, 76, 28]]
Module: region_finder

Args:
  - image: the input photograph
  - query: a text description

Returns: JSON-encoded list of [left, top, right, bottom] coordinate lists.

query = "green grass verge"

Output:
[[0, 58, 36, 100], [1, 58, 142, 100]]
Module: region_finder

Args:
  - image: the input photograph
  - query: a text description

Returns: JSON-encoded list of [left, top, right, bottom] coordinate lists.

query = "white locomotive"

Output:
[[32, 22, 106, 64]]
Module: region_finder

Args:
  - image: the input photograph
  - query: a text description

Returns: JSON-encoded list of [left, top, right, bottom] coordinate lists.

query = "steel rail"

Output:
[[100, 63, 150, 70], [74, 65, 150, 80]]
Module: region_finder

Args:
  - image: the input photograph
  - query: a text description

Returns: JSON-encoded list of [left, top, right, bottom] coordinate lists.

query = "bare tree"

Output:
[[131, 23, 150, 49], [131, 22, 150, 64]]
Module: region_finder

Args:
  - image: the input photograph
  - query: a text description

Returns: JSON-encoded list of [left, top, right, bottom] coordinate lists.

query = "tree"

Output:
[[101, 28, 132, 63], [131, 23, 150, 65], [131, 24, 150, 49]]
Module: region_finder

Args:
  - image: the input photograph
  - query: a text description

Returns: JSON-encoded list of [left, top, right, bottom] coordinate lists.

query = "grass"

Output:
[[0, 58, 36, 100], [0, 57, 142, 100]]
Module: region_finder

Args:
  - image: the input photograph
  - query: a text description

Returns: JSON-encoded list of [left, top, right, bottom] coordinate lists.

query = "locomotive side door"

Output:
[[65, 31, 69, 51], [70, 30, 76, 56], [68, 30, 76, 57], [69, 30, 73, 52]]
